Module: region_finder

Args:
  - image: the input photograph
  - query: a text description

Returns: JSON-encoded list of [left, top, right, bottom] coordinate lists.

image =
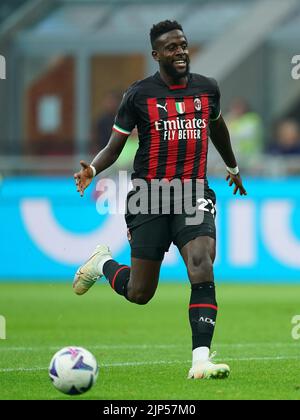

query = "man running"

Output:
[[73, 20, 247, 380]]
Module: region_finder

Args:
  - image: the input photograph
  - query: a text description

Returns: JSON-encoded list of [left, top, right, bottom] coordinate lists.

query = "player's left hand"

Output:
[[226, 173, 247, 196]]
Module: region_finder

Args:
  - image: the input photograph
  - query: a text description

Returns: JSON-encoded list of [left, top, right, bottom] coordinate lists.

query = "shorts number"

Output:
[[197, 198, 216, 215]]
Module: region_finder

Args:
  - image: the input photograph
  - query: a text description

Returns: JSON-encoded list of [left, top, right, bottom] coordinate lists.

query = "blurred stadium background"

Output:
[[1, 0, 300, 282]]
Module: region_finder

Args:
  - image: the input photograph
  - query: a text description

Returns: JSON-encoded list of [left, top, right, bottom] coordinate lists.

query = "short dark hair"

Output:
[[150, 20, 183, 49]]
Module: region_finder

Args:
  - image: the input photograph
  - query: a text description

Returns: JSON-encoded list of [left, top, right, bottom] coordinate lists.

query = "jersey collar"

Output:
[[154, 71, 191, 90]]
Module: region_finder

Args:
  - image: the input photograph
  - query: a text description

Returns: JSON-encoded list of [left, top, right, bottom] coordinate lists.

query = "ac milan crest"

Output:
[[194, 97, 202, 112]]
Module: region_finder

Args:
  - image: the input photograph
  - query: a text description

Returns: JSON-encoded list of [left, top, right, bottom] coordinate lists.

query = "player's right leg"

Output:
[[73, 212, 169, 303], [103, 256, 162, 304], [73, 244, 112, 296], [73, 246, 163, 303]]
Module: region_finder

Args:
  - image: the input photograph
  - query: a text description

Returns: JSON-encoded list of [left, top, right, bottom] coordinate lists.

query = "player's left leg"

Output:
[[171, 184, 230, 379], [179, 236, 229, 379]]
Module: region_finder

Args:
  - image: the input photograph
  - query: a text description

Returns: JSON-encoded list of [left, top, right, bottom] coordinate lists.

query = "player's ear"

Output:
[[152, 50, 159, 62]]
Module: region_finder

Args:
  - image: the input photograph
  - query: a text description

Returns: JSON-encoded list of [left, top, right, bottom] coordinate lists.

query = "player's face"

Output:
[[153, 30, 190, 80]]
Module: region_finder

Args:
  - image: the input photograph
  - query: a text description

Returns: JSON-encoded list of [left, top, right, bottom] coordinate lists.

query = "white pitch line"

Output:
[[1, 356, 300, 373], [0, 344, 181, 352], [0, 342, 299, 352], [225, 355, 300, 362], [0, 367, 47, 373], [99, 356, 300, 366]]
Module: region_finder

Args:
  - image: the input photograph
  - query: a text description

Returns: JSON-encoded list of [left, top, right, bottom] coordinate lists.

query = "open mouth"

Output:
[[174, 60, 187, 70]]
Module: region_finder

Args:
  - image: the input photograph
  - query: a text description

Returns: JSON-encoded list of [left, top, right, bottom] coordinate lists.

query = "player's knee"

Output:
[[131, 292, 153, 305], [187, 254, 213, 282], [128, 288, 155, 305]]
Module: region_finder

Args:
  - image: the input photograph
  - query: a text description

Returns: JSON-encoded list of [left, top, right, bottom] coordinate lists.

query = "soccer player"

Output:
[[73, 20, 247, 379]]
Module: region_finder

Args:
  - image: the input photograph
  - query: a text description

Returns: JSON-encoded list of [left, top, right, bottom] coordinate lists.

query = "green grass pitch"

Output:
[[0, 282, 300, 400]]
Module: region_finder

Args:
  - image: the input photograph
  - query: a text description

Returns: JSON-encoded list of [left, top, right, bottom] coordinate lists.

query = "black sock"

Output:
[[189, 282, 218, 350], [103, 260, 130, 297]]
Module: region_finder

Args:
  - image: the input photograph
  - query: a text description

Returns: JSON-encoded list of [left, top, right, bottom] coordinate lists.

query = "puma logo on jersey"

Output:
[[157, 103, 168, 113]]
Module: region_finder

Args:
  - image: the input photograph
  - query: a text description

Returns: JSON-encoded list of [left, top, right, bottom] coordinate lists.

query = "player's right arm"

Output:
[[74, 130, 128, 197], [75, 83, 138, 197]]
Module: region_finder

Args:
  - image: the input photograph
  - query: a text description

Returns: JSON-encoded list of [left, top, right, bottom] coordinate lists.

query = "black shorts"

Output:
[[125, 185, 217, 261]]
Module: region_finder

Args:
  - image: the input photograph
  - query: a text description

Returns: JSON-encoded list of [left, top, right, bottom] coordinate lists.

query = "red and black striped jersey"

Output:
[[113, 72, 221, 182]]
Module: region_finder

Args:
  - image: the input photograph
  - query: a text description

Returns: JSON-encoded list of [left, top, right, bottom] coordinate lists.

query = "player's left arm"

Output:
[[209, 115, 247, 196]]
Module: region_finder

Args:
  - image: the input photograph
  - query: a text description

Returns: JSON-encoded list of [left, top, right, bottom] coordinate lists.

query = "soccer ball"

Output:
[[49, 346, 99, 395]]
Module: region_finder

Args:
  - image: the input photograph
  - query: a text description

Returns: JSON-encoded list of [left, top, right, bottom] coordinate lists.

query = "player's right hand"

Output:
[[74, 161, 94, 197]]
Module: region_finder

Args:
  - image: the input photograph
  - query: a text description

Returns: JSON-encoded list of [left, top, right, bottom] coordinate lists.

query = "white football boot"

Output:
[[73, 245, 112, 295], [188, 352, 230, 380]]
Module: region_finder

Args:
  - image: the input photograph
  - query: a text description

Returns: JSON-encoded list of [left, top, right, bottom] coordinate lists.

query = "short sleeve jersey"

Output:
[[113, 72, 221, 182]]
